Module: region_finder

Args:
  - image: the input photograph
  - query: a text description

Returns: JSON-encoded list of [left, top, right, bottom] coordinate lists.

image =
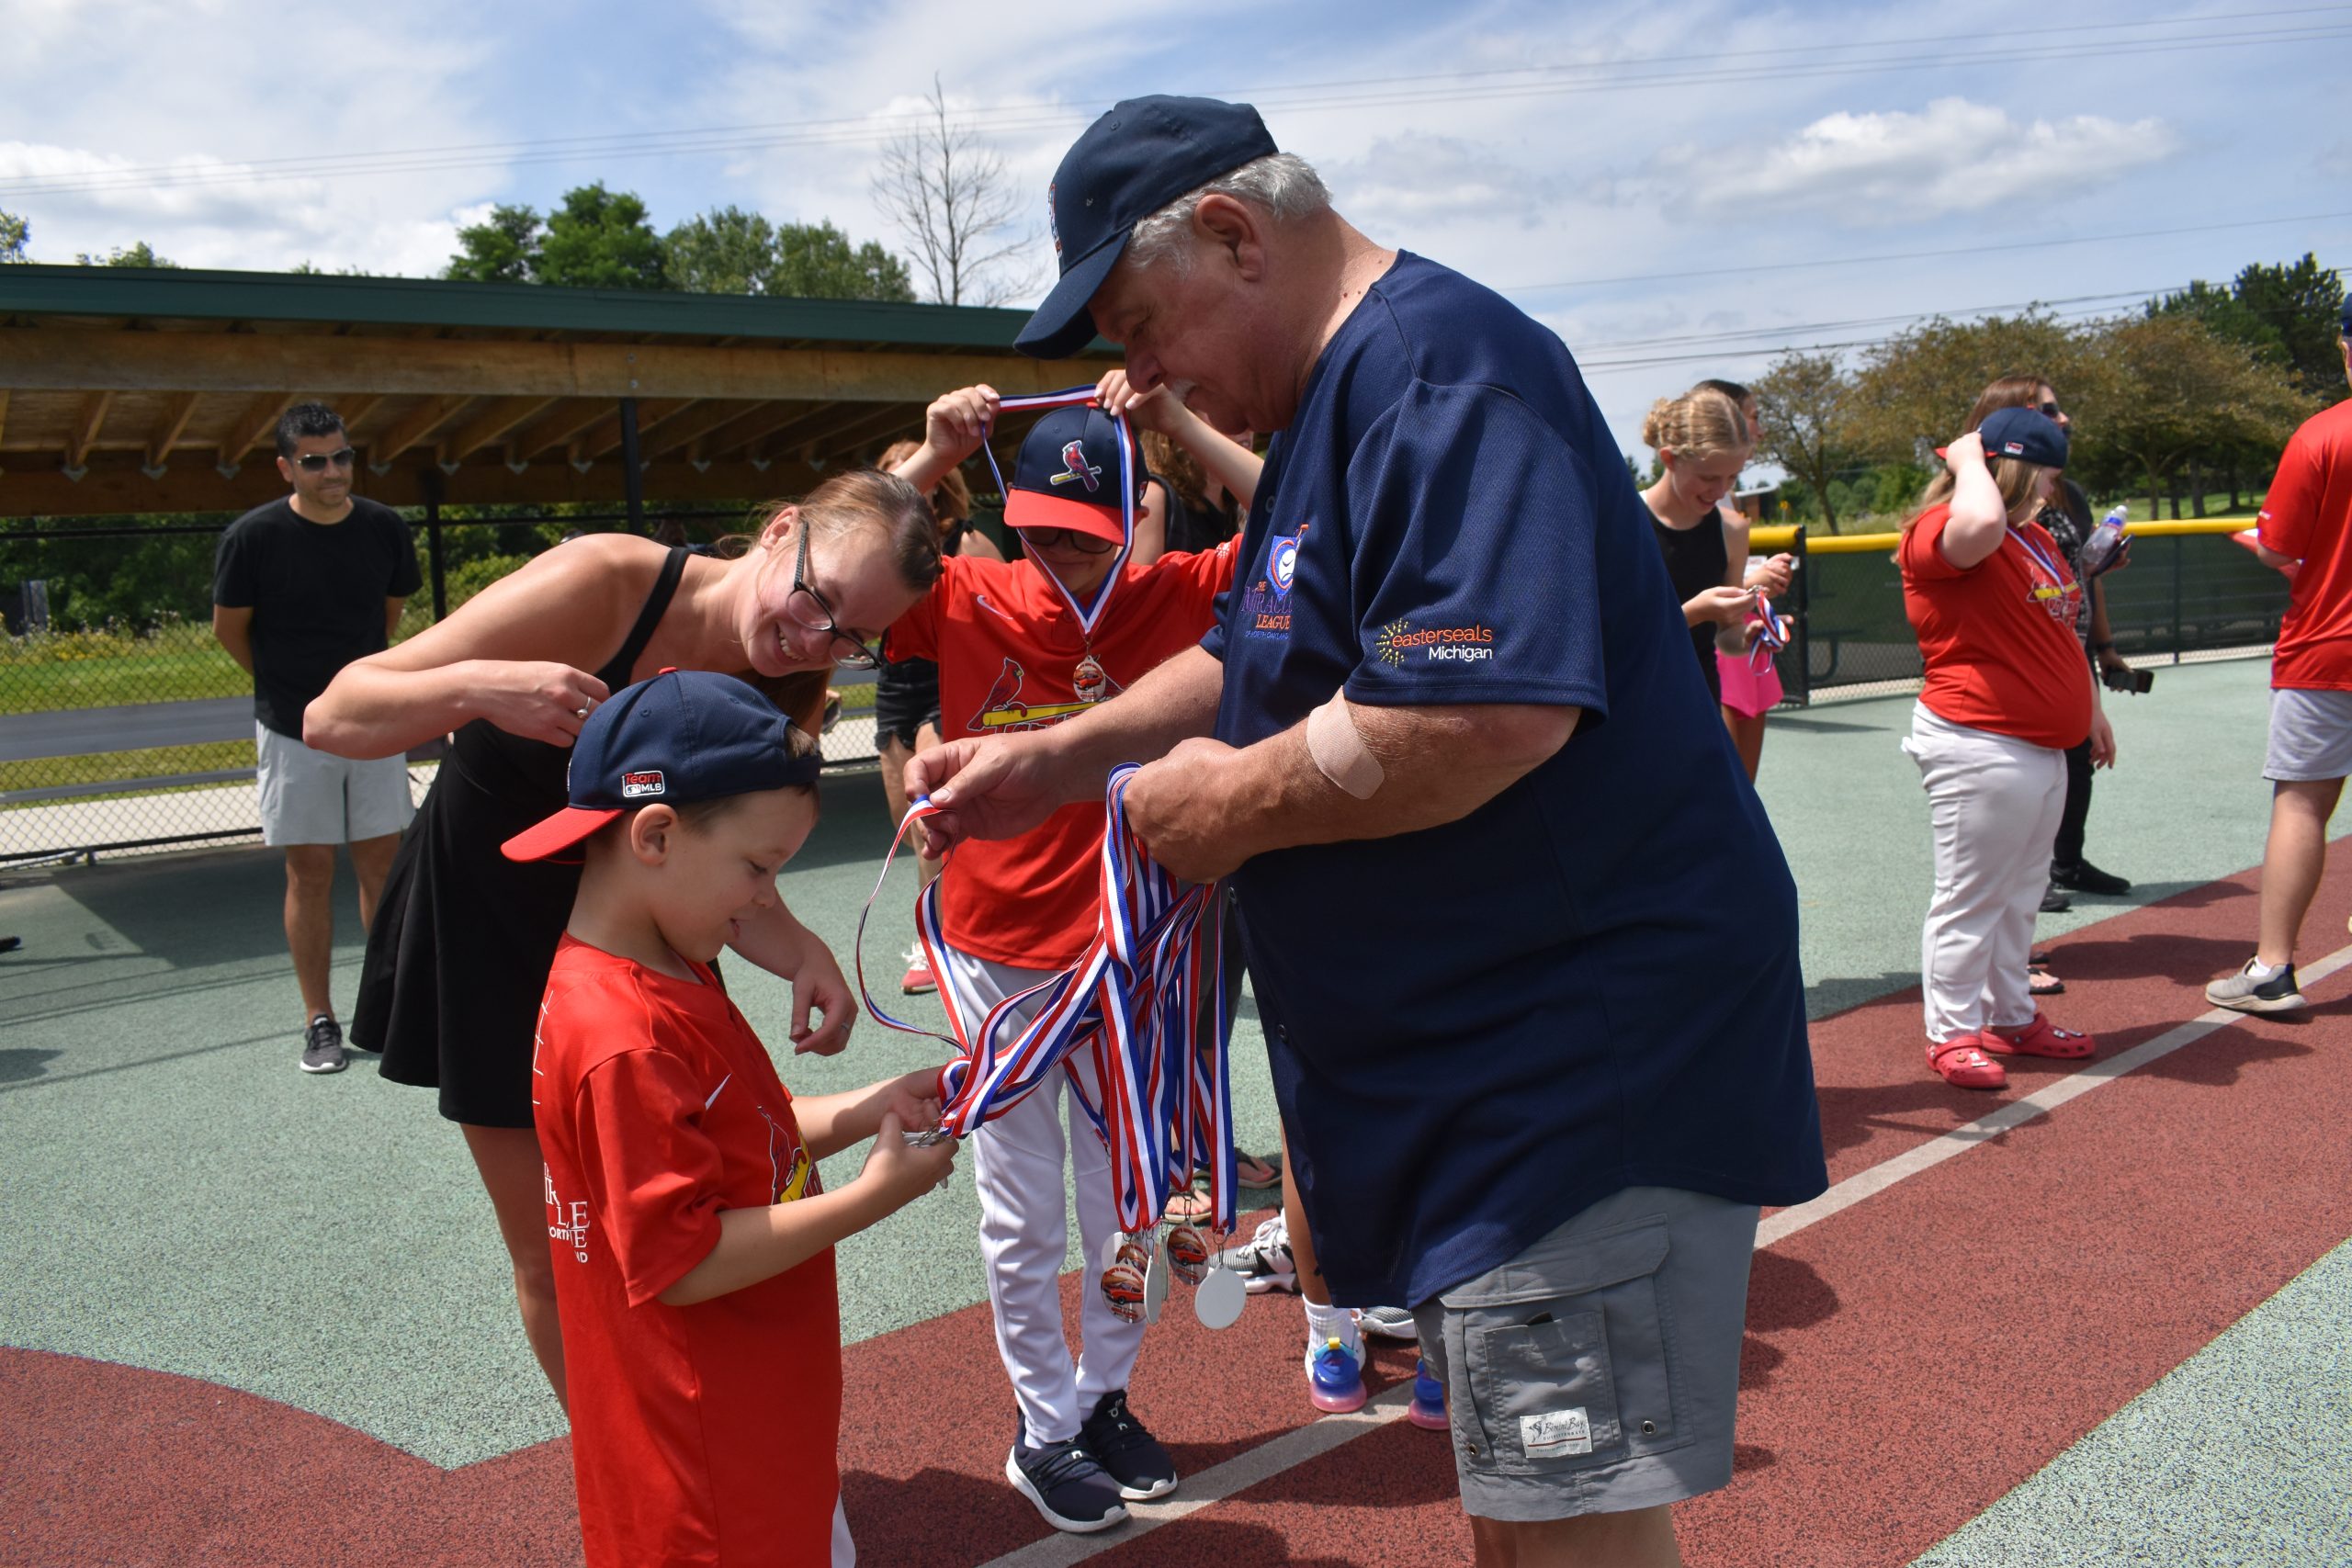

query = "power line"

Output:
[[1499, 213, 2352, 293], [0, 8, 2344, 200]]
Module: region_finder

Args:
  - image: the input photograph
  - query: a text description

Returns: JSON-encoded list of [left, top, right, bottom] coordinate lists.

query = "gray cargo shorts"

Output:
[[1411, 1184, 1758, 1522]]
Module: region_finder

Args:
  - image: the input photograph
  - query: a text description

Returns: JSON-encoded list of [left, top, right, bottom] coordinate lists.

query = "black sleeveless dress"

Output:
[[356, 547, 689, 1128], [1648, 508, 1729, 704]]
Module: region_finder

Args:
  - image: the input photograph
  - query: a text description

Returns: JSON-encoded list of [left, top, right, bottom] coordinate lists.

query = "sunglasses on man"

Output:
[[290, 446, 356, 472]]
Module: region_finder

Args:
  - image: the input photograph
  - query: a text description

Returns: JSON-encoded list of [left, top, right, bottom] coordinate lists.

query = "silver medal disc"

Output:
[[1194, 1265, 1247, 1331], [1142, 1233, 1171, 1324]]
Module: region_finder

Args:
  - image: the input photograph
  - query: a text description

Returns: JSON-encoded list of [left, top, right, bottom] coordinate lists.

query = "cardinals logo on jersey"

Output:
[[967, 656, 1115, 732]]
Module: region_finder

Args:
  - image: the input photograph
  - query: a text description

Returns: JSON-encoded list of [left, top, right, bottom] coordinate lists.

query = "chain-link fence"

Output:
[[0, 512, 890, 865], [1780, 524, 2288, 701], [0, 513, 2292, 863]]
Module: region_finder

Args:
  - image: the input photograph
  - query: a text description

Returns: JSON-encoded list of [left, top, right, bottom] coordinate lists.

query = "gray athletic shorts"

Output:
[[1411, 1184, 1758, 1522], [2264, 687, 2352, 783], [255, 723, 414, 846]]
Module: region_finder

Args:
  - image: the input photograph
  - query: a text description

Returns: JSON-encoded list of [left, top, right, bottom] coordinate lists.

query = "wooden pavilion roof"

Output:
[[0, 265, 1114, 518]]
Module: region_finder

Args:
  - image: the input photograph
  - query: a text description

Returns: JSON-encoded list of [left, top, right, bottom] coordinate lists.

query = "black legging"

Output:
[[2053, 739, 2093, 867]]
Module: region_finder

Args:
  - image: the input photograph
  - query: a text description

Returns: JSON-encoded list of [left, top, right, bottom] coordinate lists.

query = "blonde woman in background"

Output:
[[1695, 378, 1797, 778], [873, 437, 1002, 996], [1639, 388, 1792, 723]]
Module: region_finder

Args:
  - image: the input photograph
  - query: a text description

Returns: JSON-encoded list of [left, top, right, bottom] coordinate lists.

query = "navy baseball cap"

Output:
[[502, 670, 820, 862], [1978, 406, 2069, 470], [1015, 96, 1278, 360], [1001, 404, 1143, 543]]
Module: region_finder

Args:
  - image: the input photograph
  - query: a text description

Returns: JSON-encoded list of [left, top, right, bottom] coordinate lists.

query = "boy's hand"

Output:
[[921, 384, 1000, 467], [860, 1111, 958, 1209], [878, 1067, 944, 1135], [788, 942, 856, 1056], [1094, 368, 1183, 434]]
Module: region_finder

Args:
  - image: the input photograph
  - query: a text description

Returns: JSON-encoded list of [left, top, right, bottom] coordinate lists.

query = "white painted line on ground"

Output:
[[977, 940, 2352, 1566], [1757, 940, 2352, 1249], [978, 1384, 1413, 1568]]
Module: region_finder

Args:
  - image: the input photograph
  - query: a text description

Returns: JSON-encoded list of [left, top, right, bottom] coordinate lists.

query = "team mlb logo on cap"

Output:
[[501, 670, 820, 862], [1975, 406, 2068, 471], [1002, 403, 1144, 545]]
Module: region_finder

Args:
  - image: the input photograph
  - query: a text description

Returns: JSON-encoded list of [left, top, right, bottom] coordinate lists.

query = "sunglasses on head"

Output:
[[291, 446, 356, 472]]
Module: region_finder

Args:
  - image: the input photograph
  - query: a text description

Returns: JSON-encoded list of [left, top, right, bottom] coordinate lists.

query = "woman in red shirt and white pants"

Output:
[[1900, 407, 2117, 1089]]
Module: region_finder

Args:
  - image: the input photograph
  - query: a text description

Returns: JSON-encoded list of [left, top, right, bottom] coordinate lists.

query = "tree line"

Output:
[[1753, 254, 2342, 532]]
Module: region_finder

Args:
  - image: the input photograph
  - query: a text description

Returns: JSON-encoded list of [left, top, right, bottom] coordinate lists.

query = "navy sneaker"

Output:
[[1007, 1417, 1127, 1534], [1079, 1390, 1177, 1501]]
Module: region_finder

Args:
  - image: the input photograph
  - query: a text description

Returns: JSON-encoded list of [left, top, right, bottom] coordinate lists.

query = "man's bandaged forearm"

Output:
[[1306, 692, 1384, 798]]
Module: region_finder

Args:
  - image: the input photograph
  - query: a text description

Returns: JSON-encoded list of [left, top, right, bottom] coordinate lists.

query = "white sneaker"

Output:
[[1213, 1213, 1296, 1294]]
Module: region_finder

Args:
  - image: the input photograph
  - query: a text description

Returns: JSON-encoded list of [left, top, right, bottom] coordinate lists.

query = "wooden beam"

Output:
[[578, 399, 693, 462], [506, 400, 611, 463], [696, 400, 824, 461], [145, 391, 202, 468], [371, 395, 472, 466], [217, 391, 298, 468], [0, 452, 827, 517], [442, 395, 558, 463], [638, 400, 761, 460], [0, 327, 1106, 404], [65, 390, 115, 469], [0, 389, 12, 451], [806, 401, 928, 465], [755, 400, 920, 465]]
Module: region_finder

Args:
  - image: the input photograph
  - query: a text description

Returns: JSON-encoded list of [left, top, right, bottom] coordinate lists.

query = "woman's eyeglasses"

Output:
[[785, 525, 879, 670], [2038, 400, 2063, 419], [291, 447, 356, 472]]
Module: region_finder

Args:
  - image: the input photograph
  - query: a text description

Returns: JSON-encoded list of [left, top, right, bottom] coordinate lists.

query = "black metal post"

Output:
[[422, 467, 447, 622], [618, 396, 647, 536], [2170, 535, 2185, 666], [1790, 525, 1811, 706]]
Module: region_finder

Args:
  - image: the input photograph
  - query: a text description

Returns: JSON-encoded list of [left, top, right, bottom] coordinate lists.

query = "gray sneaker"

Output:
[[1358, 1304, 1419, 1341], [2205, 960, 2305, 1015], [1214, 1213, 1296, 1294], [300, 1014, 347, 1074]]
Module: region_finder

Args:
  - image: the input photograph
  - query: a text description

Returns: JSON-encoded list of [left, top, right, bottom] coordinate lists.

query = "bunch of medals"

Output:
[[858, 766, 1248, 1329]]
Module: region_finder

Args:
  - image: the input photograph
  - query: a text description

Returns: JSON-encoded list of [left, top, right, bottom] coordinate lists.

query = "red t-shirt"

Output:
[[532, 936, 841, 1568], [1899, 504, 2092, 750], [885, 546, 1234, 968], [2258, 398, 2352, 690]]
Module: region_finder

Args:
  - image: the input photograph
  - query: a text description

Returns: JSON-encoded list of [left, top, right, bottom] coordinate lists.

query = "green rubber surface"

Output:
[[0, 655, 2317, 1483]]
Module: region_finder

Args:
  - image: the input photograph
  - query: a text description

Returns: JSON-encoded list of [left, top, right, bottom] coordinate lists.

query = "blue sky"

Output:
[[3, 0, 2346, 455]]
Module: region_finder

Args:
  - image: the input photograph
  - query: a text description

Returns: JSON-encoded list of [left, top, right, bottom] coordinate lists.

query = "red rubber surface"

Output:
[[8, 860, 2348, 1565]]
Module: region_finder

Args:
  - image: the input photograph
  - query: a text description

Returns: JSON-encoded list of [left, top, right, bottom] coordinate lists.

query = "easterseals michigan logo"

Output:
[[1375, 620, 1496, 666]]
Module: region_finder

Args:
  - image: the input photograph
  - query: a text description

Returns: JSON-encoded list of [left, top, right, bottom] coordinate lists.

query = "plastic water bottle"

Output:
[[2079, 503, 2131, 579]]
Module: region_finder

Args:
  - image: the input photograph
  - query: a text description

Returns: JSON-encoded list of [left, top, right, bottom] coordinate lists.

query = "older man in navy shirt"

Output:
[[912, 96, 1826, 1567]]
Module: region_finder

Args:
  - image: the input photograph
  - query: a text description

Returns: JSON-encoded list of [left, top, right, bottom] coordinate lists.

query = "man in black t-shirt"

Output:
[[213, 402, 422, 1075]]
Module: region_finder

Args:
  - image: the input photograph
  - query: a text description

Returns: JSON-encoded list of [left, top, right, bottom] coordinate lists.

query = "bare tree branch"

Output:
[[870, 73, 1043, 308]]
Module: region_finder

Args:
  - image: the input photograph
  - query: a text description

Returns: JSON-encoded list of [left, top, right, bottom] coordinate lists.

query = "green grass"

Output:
[[0, 740, 256, 808], [1, 636, 250, 714]]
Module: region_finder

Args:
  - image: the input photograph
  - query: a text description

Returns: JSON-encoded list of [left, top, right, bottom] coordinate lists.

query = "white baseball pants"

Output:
[[938, 945, 1147, 1446], [1902, 703, 2067, 1043]]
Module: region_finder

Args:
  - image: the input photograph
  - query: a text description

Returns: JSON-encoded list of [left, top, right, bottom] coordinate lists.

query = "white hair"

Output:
[[1125, 152, 1331, 272]]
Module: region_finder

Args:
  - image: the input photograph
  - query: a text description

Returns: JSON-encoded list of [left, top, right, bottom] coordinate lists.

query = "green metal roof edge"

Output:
[[0, 263, 1111, 354]]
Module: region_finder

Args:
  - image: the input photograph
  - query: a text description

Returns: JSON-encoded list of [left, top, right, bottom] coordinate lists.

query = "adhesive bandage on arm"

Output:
[[1306, 691, 1385, 799]]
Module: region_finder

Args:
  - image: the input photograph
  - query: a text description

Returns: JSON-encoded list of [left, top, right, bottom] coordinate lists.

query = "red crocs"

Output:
[[1982, 1014, 2097, 1060], [1926, 1033, 2008, 1090]]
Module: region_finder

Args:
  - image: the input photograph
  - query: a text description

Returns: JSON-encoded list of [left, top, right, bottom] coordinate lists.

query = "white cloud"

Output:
[[1649, 97, 2179, 225], [1322, 134, 1560, 234]]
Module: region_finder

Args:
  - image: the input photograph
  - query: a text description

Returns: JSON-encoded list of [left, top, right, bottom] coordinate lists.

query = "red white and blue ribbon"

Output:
[[854, 766, 1237, 1235], [1748, 592, 1790, 673], [976, 386, 1137, 641]]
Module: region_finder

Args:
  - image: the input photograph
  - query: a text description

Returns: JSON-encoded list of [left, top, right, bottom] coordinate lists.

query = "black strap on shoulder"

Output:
[[599, 546, 689, 687]]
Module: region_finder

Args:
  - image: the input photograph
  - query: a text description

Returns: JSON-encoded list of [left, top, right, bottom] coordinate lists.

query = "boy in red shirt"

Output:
[[886, 392, 1234, 1534], [505, 670, 956, 1568]]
